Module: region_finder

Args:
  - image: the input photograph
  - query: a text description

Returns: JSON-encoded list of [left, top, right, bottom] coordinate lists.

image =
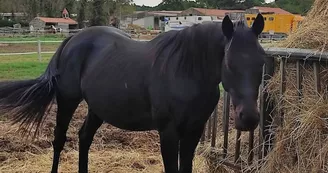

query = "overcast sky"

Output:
[[133, 0, 275, 7]]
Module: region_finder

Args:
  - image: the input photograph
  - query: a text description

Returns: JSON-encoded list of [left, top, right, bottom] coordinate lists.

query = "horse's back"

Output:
[[54, 26, 137, 98]]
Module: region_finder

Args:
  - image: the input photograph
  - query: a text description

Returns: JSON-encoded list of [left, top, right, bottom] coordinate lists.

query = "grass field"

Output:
[[0, 54, 52, 80], [0, 37, 60, 80]]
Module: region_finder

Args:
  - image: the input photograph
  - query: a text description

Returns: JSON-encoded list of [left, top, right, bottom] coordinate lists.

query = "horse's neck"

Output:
[[150, 26, 224, 83]]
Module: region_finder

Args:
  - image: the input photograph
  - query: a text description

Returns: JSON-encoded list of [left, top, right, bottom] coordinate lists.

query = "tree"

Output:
[[43, 0, 64, 17], [77, 0, 88, 28], [155, 0, 205, 10], [275, 0, 314, 15], [25, 0, 39, 19], [64, 0, 75, 16], [90, 0, 107, 26], [216, 0, 238, 9]]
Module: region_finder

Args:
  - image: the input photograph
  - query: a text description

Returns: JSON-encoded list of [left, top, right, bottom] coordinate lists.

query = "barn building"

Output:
[[121, 11, 181, 30], [246, 6, 292, 15], [179, 8, 244, 19], [29, 8, 78, 32]]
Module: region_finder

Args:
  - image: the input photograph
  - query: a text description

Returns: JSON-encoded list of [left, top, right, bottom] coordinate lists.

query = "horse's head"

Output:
[[221, 14, 265, 131]]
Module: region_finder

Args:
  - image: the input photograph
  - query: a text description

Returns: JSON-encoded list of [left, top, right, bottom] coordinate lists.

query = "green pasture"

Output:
[[0, 53, 224, 91], [0, 54, 52, 80]]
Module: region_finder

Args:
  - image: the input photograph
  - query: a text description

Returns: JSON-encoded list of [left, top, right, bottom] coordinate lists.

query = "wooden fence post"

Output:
[[37, 39, 42, 62]]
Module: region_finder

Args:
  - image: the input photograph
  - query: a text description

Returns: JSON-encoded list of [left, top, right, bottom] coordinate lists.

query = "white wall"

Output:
[[132, 16, 154, 29]]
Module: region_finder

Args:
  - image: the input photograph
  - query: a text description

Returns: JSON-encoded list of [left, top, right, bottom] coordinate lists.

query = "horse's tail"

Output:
[[0, 35, 73, 139]]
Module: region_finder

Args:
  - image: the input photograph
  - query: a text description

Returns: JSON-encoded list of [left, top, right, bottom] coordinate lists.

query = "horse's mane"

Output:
[[149, 23, 226, 78]]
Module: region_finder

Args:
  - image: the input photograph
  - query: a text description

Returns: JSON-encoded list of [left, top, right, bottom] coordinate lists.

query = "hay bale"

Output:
[[243, 0, 328, 172], [278, 0, 328, 51], [242, 59, 328, 173]]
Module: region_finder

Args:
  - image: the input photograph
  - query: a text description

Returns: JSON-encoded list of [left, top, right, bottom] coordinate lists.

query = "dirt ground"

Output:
[[0, 102, 209, 173]]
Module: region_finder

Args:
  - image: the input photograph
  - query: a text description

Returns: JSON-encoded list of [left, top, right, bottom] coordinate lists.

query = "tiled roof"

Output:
[[148, 11, 181, 16], [194, 8, 244, 17], [36, 17, 78, 25], [251, 6, 292, 14]]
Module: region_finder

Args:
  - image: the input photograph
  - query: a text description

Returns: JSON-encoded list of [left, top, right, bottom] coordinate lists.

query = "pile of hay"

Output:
[[248, 0, 328, 172], [0, 101, 209, 172], [246, 61, 328, 173], [278, 0, 328, 51]]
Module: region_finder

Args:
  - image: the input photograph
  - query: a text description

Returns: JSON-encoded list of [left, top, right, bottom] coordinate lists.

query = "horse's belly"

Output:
[[85, 90, 154, 131], [96, 108, 154, 131]]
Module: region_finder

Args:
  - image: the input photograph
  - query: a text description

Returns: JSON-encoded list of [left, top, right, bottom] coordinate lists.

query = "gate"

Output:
[[200, 47, 328, 172]]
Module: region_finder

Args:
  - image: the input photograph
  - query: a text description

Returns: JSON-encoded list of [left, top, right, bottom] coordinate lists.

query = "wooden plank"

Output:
[[234, 130, 241, 163], [211, 104, 218, 147], [296, 60, 303, 100], [223, 91, 231, 158], [313, 62, 321, 95], [278, 58, 286, 126], [264, 47, 328, 60], [259, 56, 275, 161]]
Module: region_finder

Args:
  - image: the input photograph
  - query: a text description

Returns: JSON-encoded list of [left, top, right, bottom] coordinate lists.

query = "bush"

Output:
[[0, 19, 16, 27], [0, 19, 29, 28]]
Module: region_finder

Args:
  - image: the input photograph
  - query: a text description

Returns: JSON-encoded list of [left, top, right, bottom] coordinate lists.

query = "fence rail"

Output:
[[0, 38, 278, 58], [0, 40, 63, 44], [200, 47, 328, 172], [0, 39, 150, 57]]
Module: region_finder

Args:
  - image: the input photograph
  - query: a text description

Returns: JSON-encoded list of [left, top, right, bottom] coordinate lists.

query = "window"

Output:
[[176, 17, 179, 20], [264, 17, 267, 21], [269, 17, 274, 21], [246, 17, 250, 20], [252, 17, 256, 20], [184, 17, 187, 20], [198, 17, 202, 20]]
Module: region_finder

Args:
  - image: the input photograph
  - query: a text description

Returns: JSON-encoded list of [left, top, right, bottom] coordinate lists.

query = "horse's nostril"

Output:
[[239, 112, 243, 120]]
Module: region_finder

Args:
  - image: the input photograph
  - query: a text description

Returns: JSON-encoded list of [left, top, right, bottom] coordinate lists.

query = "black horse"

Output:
[[0, 14, 265, 173]]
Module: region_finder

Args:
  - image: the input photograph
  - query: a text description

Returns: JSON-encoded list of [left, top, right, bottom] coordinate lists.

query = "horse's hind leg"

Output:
[[51, 94, 80, 173], [78, 109, 103, 173]]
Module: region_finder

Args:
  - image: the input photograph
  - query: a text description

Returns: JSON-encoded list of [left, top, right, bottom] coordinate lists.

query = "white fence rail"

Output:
[[0, 40, 62, 61], [0, 39, 149, 60], [0, 40, 63, 44]]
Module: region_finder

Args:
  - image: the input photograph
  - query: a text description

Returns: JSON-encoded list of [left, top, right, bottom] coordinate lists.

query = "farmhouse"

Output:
[[247, 6, 292, 14], [122, 6, 295, 32], [121, 10, 181, 30], [179, 8, 244, 19], [29, 8, 78, 32]]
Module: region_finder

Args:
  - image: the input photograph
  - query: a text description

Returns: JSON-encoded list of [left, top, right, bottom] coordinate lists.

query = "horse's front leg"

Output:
[[178, 123, 206, 173], [159, 121, 179, 173]]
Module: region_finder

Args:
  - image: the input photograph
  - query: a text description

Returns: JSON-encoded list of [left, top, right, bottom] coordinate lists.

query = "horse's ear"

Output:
[[222, 15, 234, 39], [252, 13, 264, 36]]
